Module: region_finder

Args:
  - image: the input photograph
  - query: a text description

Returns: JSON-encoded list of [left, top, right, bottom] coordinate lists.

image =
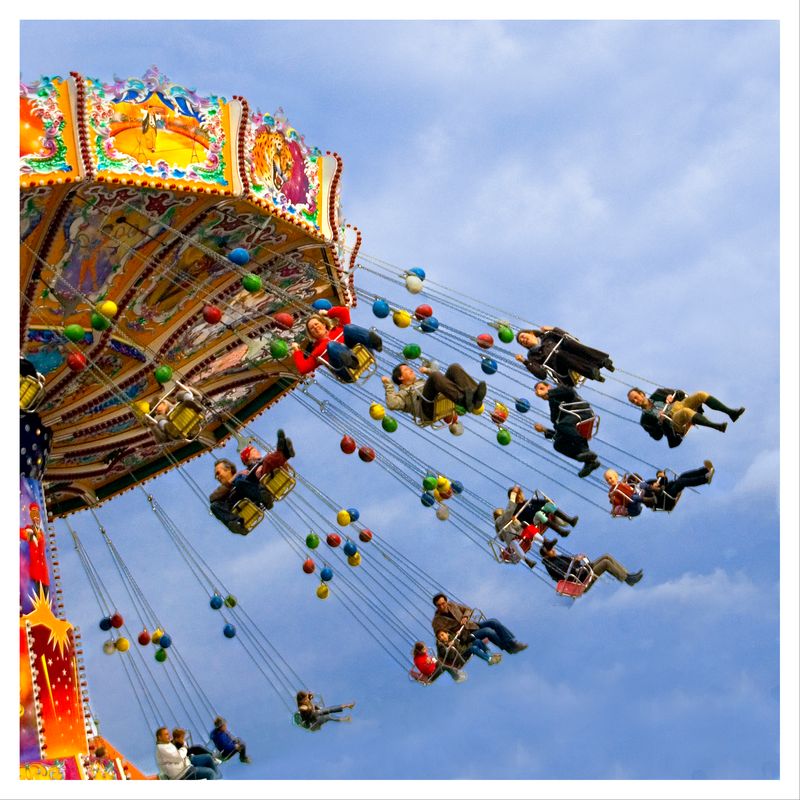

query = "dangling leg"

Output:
[[705, 395, 745, 422], [343, 323, 382, 352], [690, 412, 727, 432]]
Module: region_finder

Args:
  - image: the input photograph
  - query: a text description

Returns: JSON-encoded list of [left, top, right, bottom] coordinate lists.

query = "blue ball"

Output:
[[515, 398, 531, 413], [408, 267, 426, 281], [320, 567, 334, 582], [451, 480, 464, 495], [209, 594, 224, 610], [421, 492, 436, 507], [223, 624, 237, 639], [347, 507, 360, 522], [343, 540, 358, 557], [481, 357, 498, 375], [372, 299, 390, 318], [312, 298, 333, 311], [420, 316, 439, 333], [99, 617, 112, 631], [228, 248, 250, 266], [158, 633, 172, 649]]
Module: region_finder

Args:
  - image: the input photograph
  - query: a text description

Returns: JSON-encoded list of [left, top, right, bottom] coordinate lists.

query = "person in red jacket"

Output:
[[20, 502, 49, 598], [411, 641, 465, 684], [289, 307, 382, 382]]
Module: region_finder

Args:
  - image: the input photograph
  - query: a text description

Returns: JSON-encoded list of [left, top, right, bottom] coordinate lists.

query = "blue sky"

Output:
[[14, 15, 799, 795]]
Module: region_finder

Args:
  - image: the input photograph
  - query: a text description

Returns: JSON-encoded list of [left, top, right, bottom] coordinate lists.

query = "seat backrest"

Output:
[[556, 579, 587, 598], [260, 466, 296, 500], [231, 499, 264, 531]]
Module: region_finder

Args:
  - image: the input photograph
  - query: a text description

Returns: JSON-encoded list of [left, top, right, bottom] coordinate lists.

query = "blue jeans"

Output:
[[468, 639, 491, 662], [327, 325, 374, 381], [472, 619, 516, 652], [183, 757, 219, 779]]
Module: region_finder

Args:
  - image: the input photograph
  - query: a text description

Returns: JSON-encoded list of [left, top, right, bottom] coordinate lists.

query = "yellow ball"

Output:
[[436, 477, 451, 492], [316, 584, 330, 600], [115, 637, 130, 652], [369, 403, 386, 420], [472, 403, 485, 415], [134, 400, 150, 414], [337, 510, 351, 526], [433, 490, 442, 502], [152, 628, 164, 644], [97, 300, 118, 318], [348, 552, 362, 567], [392, 309, 411, 328]]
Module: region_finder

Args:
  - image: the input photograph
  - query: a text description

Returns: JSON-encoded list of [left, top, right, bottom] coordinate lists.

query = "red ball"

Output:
[[302, 558, 315, 574], [359, 529, 373, 543], [476, 333, 494, 349], [443, 413, 458, 425], [137, 630, 151, 646], [491, 409, 509, 425], [358, 446, 376, 462], [414, 304, 433, 320], [274, 312, 294, 329], [340, 435, 357, 454], [110, 612, 124, 629], [326, 533, 342, 548], [203, 305, 222, 324], [67, 352, 87, 372]]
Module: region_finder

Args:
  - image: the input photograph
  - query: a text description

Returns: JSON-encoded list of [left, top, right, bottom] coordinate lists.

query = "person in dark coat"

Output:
[[431, 594, 527, 654], [638, 461, 715, 512], [533, 381, 601, 478], [539, 539, 643, 591], [295, 692, 355, 730], [209, 717, 250, 763], [504, 485, 578, 536], [515, 326, 614, 386]]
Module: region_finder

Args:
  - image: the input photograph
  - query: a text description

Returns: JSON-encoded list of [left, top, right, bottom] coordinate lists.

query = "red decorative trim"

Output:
[[234, 95, 251, 195], [69, 72, 95, 181]]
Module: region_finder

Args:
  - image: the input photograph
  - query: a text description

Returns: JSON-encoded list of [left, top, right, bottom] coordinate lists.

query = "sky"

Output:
[[11, 10, 800, 798]]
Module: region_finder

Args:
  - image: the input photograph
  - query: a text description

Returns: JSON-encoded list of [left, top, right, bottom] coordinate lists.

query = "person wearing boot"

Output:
[[628, 387, 744, 448], [638, 461, 715, 512], [505, 485, 578, 536], [539, 538, 643, 592]]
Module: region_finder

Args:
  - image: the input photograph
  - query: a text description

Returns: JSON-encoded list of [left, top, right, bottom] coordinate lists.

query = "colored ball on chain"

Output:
[[115, 637, 130, 652], [449, 421, 464, 436], [67, 352, 88, 372], [274, 312, 294, 329], [347, 552, 362, 567], [421, 492, 436, 507], [381, 416, 398, 433], [99, 617, 112, 631], [155, 648, 168, 662], [347, 508, 360, 522], [372, 299, 390, 318], [90, 311, 111, 331], [102, 640, 116, 655], [209, 594, 224, 610], [306, 533, 320, 549], [158, 633, 172, 649], [223, 624, 237, 639], [312, 298, 332, 311], [326, 533, 342, 547], [477, 333, 494, 350], [498, 326, 514, 344], [369, 403, 385, 420], [316, 583, 330, 599], [203, 305, 222, 324], [438, 486, 453, 500], [472, 404, 485, 415], [497, 428, 512, 446], [340, 435, 356, 454], [422, 475, 437, 491], [320, 566, 334, 582], [228, 247, 250, 265], [408, 267, 426, 281], [97, 300, 118, 318], [436, 505, 450, 521], [420, 316, 439, 333], [64, 323, 86, 343], [490, 404, 509, 424], [437, 476, 451, 491], [451, 480, 464, 495], [433, 489, 442, 503], [110, 612, 124, 629], [393, 309, 412, 328], [405, 275, 423, 294], [337, 509, 351, 526], [481, 358, 498, 375], [269, 340, 288, 359], [358, 446, 375, 462], [154, 365, 173, 384], [343, 540, 358, 557], [415, 304, 433, 320], [224, 594, 237, 608], [302, 558, 316, 574], [134, 400, 150, 414], [137, 629, 151, 646], [454, 404, 467, 416], [152, 628, 164, 644], [242, 273, 262, 293], [359, 529, 373, 543], [515, 398, 531, 413], [403, 343, 422, 359]]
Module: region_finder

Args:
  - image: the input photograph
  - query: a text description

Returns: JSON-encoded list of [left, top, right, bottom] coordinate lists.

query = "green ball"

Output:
[[497, 428, 512, 446], [270, 339, 289, 359], [155, 648, 167, 663], [64, 324, 85, 343], [498, 326, 514, 344], [90, 312, 111, 331], [242, 273, 262, 293], [382, 416, 398, 433], [154, 365, 173, 384], [224, 594, 237, 608], [422, 475, 438, 491], [454, 405, 467, 417], [403, 343, 422, 359], [306, 532, 320, 549]]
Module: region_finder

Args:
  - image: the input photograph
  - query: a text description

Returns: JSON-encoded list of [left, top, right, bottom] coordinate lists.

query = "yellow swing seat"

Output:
[[231, 498, 264, 533], [260, 466, 296, 501]]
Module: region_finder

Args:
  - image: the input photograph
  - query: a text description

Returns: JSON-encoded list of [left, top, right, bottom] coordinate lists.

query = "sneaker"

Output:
[[276, 429, 295, 459], [472, 381, 487, 410], [625, 570, 643, 586], [703, 460, 715, 484], [488, 653, 502, 666], [508, 642, 528, 654], [730, 407, 745, 423], [452, 669, 468, 683], [368, 330, 383, 352], [578, 459, 601, 478]]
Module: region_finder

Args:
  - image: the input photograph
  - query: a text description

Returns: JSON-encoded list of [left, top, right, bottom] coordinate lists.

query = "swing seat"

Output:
[[292, 712, 318, 732], [409, 668, 440, 685], [558, 401, 599, 440], [413, 394, 455, 429], [555, 556, 594, 598], [20, 374, 45, 412], [318, 340, 377, 383], [556, 579, 588, 598], [164, 401, 204, 440], [231, 499, 264, 533], [489, 539, 521, 565], [260, 466, 296, 500]]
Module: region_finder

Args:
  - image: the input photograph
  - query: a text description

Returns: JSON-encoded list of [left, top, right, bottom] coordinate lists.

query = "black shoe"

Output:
[[240, 756, 252, 764], [730, 407, 745, 423], [578, 459, 601, 479], [574, 450, 597, 463], [508, 642, 528, 654], [602, 358, 615, 372], [542, 537, 558, 551], [592, 370, 606, 382], [368, 330, 383, 352], [717, 421, 728, 433], [567, 515, 579, 528], [339, 349, 359, 369], [258, 490, 275, 510], [625, 570, 643, 586], [524, 557, 537, 570], [229, 521, 248, 536], [554, 525, 570, 538], [472, 381, 487, 410], [277, 429, 295, 459]]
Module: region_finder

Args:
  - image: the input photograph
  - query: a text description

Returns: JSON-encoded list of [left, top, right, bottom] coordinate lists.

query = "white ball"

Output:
[[449, 422, 464, 436], [405, 275, 423, 294], [436, 505, 450, 521], [102, 640, 117, 655]]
